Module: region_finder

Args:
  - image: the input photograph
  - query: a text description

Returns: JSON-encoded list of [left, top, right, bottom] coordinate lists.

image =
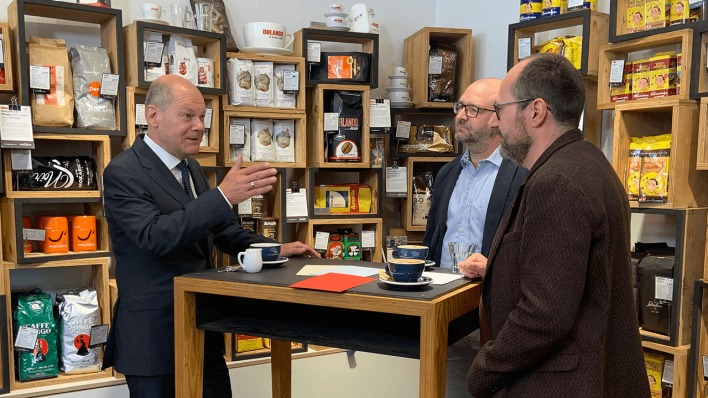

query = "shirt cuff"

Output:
[[217, 187, 233, 209]]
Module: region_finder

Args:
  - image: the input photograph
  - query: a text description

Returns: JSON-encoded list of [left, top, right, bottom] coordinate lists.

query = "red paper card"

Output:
[[289, 273, 376, 292]]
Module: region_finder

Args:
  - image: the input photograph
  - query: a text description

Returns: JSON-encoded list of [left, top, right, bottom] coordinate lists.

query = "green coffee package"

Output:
[[13, 290, 59, 382]]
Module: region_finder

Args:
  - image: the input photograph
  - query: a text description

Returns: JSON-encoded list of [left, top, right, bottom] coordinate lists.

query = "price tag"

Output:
[[29, 65, 51, 93], [428, 56, 443, 75], [386, 166, 408, 198], [662, 360, 674, 387], [609, 60, 625, 86], [230, 124, 245, 146], [655, 276, 673, 301], [144, 42, 165, 66], [286, 188, 309, 223], [11, 149, 31, 170], [135, 104, 148, 126], [204, 108, 213, 130], [237, 197, 252, 215], [361, 230, 375, 249], [14, 326, 39, 352], [89, 324, 109, 348], [100, 73, 120, 98], [568, 0, 583, 7], [200, 134, 209, 147], [370, 100, 391, 128], [702, 355, 708, 380], [324, 112, 339, 131], [0, 105, 35, 149], [396, 121, 411, 139], [283, 70, 299, 94], [314, 231, 329, 251], [23, 229, 45, 241], [0, 38, 5, 66], [307, 42, 321, 63], [518, 38, 531, 60]]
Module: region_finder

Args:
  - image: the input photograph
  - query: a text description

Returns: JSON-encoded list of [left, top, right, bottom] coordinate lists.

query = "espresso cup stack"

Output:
[[387, 66, 412, 107], [324, 4, 350, 31]]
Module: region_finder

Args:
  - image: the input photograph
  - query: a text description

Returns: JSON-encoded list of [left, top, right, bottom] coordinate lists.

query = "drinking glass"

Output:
[[448, 242, 477, 274], [194, 2, 220, 31]]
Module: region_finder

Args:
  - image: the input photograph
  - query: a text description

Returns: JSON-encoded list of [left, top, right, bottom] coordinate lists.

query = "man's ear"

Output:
[[529, 99, 550, 128], [145, 105, 160, 128]]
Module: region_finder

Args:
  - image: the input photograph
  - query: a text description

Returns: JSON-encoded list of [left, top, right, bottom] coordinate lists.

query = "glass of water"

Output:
[[448, 242, 477, 274]]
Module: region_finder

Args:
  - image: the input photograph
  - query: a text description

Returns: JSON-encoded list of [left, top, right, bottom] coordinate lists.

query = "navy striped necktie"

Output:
[[176, 160, 195, 199]]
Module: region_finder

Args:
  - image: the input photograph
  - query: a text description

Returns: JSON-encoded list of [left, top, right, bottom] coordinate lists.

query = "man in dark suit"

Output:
[[102, 75, 318, 398], [461, 54, 650, 397], [422, 79, 526, 398]]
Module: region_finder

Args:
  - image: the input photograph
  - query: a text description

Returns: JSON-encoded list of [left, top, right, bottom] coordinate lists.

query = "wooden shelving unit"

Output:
[[642, 341, 690, 397], [7, 0, 127, 136], [597, 29, 693, 110], [609, 0, 708, 43], [403, 27, 472, 109], [235, 168, 287, 243], [306, 84, 370, 168], [223, 52, 306, 113], [696, 98, 708, 170], [0, 22, 14, 93], [400, 157, 455, 232], [690, 26, 708, 100], [293, 28, 379, 88], [612, 98, 708, 209], [122, 21, 226, 95], [296, 217, 383, 263]]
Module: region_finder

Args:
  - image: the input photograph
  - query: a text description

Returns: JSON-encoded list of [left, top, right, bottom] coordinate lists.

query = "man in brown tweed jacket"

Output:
[[459, 53, 651, 397]]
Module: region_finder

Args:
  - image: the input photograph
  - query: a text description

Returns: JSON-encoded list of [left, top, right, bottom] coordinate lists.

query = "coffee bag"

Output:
[[227, 58, 256, 106], [29, 37, 74, 127], [413, 172, 434, 226], [428, 42, 457, 103], [638, 255, 674, 335], [251, 119, 275, 161], [273, 119, 295, 163], [274, 64, 296, 108], [56, 288, 101, 374], [254, 62, 274, 107], [327, 91, 362, 162], [397, 125, 453, 154], [70, 45, 116, 130], [15, 156, 98, 191], [168, 35, 198, 86], [14, 289, 59, 382]]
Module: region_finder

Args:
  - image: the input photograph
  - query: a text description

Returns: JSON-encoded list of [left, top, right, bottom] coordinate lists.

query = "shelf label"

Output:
[[609, 60, 625, 86], [283, 70, 299, 94], [89, 325, 109, 348], [661, 360, 674, 387], [314, 231, 329, 251], [0, 104, 35, 149], [655, 276, 673, 301], [386, 166, 408, 198], [396, 121, 411, 139], [518, 38, 531, 60], [428, 56, 443, 75], [14, 326, 39, 353], [100, 73, 120, 98], [286, 188, 309, 223], [307, 42, 321, 63], [324, 112, 339, 131], [23, 228, 45, 241], [361, 230, 375, 249], [0, 38, 5, 66], [567, 0, 583, 8], [11, 149, 32, 170], [144, 42, 165, 66], [204, 108, 213, 130], [135, 104, 148, 126], [237, 197, 252, 215], [370, 99, 391, 128], [230, 124, 245, 146], [29, 65, 51, 93], [702, 355, 708, 380]]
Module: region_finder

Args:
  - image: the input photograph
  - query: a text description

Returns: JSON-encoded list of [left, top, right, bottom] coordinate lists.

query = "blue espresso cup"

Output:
[[250, 242, 281, 261], [387, 259, 426, 282], [392, 245, 429, 260]]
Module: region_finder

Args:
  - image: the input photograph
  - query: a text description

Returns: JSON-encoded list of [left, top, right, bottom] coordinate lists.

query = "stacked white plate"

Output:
[[324, 12, 350, 31]]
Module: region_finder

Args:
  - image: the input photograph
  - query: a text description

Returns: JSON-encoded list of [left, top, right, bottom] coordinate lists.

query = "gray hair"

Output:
[[145, 79, 174, 111], [512, 53, 585, 130]]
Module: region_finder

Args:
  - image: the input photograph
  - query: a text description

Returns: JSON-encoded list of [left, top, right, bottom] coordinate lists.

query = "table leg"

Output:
[[174, 281, 204, 398], [271, 339, 292, 398], [420, 307, 448, 398]]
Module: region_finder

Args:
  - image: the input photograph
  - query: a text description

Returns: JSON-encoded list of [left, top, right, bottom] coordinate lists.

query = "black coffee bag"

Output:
[[327, 91, 362, 163], [15, 156, 98, 191], [638, 255, 674, 335]]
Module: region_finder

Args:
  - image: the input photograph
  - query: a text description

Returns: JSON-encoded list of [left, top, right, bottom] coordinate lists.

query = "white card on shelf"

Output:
[[0, 39, 5, 64], [396, 121, 411, 139], [14, 326, 39, 352], [135, 104, 148, 126], [286, 188, 308, 221], [204, 108, 213, 129], [609, 60, 625, 85], [314, 231, 329, 251], [386, 166, 408, 196], [0, 105, 34, 149], [655, 276, 673, 301], [662, 360, 674, 386], [307, 42, 321, 63], [324, 112, 339, 131], [361, 230, 375, 248], [100, 73, 120, 97], [703, 355, 708, 379], [237, 197, 252, 215], [23, 229, 45, 241], [29, 65, 50, 91], [11, 149, 31, 170], [144, 42, 165, 64], [89, 324, 109, 348], [568, 0, 583, 7], [518, 38, 531, 60], [428, 56, 443, 75], [370, 100, 391, 128], [230, 124, 245, 145], [283, 71, 299, 93]]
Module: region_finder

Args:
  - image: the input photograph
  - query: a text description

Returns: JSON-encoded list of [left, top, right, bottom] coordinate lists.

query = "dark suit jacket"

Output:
[[423, 154, 527, 262], [467, 130, 650, 398], [102, 135, 271, 376]]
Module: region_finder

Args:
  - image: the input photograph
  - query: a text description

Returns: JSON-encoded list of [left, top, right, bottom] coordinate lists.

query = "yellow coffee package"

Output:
[[236, 335, 264, 353], [639, 134, 671, 203], [632, 59, 652, 100], [397, 125, 453, 154], [611, 62, 633, 103], [670, 0, 698, 24], [28, 37, 74, 127], [314, 184, 371, 214], [676, 53, 682, 95], [627, 137, 644, 201], [628, 0, 647, 33], [520, 0, 542, 21], [644, 352, 666, 397], [542, 0, 562, 17], [562, 36, 582, 69], [649, 52, 677, 99], [532, 37, 565, 55], [560, 0, 568, 13], [646, 0, 670, 29]]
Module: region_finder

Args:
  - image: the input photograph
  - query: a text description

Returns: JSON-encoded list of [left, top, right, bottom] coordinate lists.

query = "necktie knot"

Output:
[[177, 160, 195, 199]]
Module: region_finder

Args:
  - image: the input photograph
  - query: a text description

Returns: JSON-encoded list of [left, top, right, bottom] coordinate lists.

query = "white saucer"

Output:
[[386, 87, 411, 92], [262, 257, 288, 269], [381, 276, 433, 287], [390, 100, 414, 108], [327, 26, 350, 31], [324, 11, 349, 17], [388, 74, 410, 79], [135, 18, 169, 25], [239, 46, 294, 56], [425, 260, 436, 269]]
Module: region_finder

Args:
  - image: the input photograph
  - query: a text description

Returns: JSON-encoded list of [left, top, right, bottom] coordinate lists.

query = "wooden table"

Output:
[[173, 258, 482, 398]]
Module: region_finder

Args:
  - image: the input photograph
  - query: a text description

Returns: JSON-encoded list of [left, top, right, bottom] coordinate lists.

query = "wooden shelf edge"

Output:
[[4, 256, 110, 269], [4, 191, 101, 199], [308, 217, 382, 225], [3, 374, 124, 398], [628, 201, 708, 210], [221, 105, 306, 114], [600, 97, 693, 111], [227, 347, 347, 370], [414, 102, 454, 109], [307, 163, 372, 169]]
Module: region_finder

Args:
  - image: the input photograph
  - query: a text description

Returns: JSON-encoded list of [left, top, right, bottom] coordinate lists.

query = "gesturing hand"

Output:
[[280, 241, 321, 258], [218, 156, 278, 205], [458, 252, 488, 280]]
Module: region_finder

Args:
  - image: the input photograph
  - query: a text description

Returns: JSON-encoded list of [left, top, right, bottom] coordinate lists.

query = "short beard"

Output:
[[499, 114, 533, 167], [457, 123, 498, 155]]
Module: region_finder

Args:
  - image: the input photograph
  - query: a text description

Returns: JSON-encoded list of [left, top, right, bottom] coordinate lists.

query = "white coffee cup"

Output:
[[238, 248, 263, 273], [244, 22, 294, 49], [389, 91, 411, 102], [141, 3, 165, 20], [393, 67, 408, 76], [326, 16, 349, 28], [329, 3, 346, 13], [390, 77, 410, 88]]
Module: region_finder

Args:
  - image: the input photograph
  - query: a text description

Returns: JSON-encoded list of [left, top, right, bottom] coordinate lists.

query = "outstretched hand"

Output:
[[218, 155, 277, 205], [280, 241, 321, 258]]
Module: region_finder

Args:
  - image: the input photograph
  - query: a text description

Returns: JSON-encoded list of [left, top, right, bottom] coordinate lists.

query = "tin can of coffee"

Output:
[[241, 217, 257, 233], [258, 217, 278, 240]]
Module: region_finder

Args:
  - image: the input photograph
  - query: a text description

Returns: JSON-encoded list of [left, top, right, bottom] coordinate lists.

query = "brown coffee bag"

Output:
[[29, 37, 74, 127], [397, 125, 453, 154]]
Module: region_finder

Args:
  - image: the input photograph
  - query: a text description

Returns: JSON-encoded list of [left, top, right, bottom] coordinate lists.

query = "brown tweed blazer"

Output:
[[467, 129, 651, 398]]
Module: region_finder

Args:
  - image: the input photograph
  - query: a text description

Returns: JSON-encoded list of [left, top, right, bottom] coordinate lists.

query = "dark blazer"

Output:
[[467, 130, 650, 398], [423, 154, 527, 262], [102, 135, 271, 376]]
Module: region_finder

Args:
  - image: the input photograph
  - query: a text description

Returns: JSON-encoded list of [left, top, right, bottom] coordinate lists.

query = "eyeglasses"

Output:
[[493, 98, 553, 120], [453, 102, 495, 118]]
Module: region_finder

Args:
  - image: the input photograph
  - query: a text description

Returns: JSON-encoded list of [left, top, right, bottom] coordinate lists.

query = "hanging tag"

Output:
[[23, 229, 45, 241], [283, 70, 299, 94], [11, 149, 32, 170], [14, 326, 39, 353], [661, 360, 674, 387], [314, 231, 329, 251], [100, 73, 120, 99], [702, 355, 708, 381], [324, 113, 339, 131], [144, 42, 165, 67], [609, 60, 625, 86], [204, 108, 213, 133], [286, 188, 309, 223], [518, 38, 531, 60], [30, 65, 51, 93], [135, 104, 148, 126], [89, 324, 109, 348], [0, 38, 5, 67], [230, 124, 245, 147], [0, 101, 35, 149], [428, 56, 443, 75], [396, 121, 411, 139], [370, 99, 391, 128], [307, 42, 321, 63], [237, 197, 252, 215], [386, 166, 408, 198], [361, 230, 375, 249], [655, 277, 673, 301]]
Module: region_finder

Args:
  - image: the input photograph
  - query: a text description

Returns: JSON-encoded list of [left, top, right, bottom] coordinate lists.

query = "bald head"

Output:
[[454, 78, 503, 160], [146, 75, 201, 112], [465, 78, 501, 109]]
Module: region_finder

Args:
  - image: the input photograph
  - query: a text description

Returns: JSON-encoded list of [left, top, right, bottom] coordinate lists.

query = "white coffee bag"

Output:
[[273, 119, 295, 163], [251, 119, 275, 161], [274, 64, 296, 108], [253, 61, 274, 107], [168, 34, 197, 86], [227, 58, 256, 106]]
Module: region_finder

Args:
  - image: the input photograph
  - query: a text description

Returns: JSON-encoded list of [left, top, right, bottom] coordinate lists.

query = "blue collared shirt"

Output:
[[440, 147, 503, 268]]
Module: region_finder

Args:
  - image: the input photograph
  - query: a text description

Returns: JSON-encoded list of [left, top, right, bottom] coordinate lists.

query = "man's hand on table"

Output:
[[458, 253, 488, 279], [280, 241, 321, 258]]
